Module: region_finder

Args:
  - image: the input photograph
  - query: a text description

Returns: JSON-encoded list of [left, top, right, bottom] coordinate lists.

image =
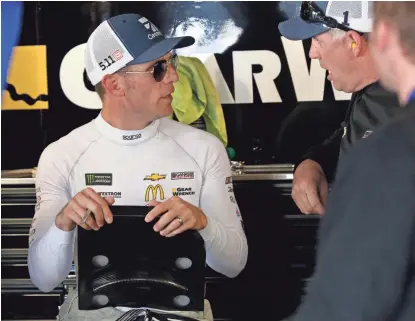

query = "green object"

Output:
[[227, 147, 236, 160], [171, 56, 228, 146]]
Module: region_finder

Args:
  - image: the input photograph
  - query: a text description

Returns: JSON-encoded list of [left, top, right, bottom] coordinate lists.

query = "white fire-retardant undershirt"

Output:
[[27, 113, 248, 307]]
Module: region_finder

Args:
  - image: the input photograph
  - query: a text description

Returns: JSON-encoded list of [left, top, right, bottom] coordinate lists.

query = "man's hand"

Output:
[[292, 159, 328, 215], [55, 187, 115, 232], [145, 196, 208, 237]]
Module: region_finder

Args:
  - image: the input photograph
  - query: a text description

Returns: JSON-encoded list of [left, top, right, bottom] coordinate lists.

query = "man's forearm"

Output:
[[28, 215, 75, 292], [199, 216, 248, 278]]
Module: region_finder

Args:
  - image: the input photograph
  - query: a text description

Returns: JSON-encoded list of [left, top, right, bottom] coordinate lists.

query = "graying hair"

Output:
[[328, 28, 370, 41], [328, 28, 347, 40]]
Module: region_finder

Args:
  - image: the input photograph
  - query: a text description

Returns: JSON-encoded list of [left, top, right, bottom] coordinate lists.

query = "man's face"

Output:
[[309, 31, 357, 93], [122, 52, 178, 121]]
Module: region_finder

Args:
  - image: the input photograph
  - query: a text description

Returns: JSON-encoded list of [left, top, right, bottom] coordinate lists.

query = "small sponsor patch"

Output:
[[236, 207, 244, 230], [225, 176, 232, 184], [171, 171, 194, 180], [35, 188, 41, 211], [122, 133, 141, 140], [98, 191, 122, 199], [172, 187, 196, 196], [145, 185, 165, 201], [85, 173, 112, 186], [230, 195, 236, 203], [362, 130, 373, 139], [30, 218, 36, 229], [35, 195, 41, 211], [228, 186, 233, 193], [112, 49, 123, 61], [144, 173, 166, 181]]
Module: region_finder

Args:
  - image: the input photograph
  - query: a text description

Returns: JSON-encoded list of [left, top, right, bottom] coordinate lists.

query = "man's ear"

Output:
[[347, 30, 364, 57], [374, 20, 392, 54], [101, 74, 125, 97]]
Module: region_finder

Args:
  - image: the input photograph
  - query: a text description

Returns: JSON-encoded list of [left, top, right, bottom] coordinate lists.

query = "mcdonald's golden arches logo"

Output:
[[145, 184, 165, 202]]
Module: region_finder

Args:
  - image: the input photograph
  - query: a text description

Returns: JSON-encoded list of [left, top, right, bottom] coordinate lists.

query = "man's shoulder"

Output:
[[324, 107, 415, 234], [363, 81, 401, 110], [159, 118, 224, 150], [158, 118, 228, 169], [344, 106, 415, 173], [366, 106, 415, 152], [39, 120, 100, 167]]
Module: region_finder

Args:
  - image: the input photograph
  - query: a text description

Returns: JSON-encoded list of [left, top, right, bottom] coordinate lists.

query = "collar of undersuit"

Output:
[[94, 112, 160, 146]]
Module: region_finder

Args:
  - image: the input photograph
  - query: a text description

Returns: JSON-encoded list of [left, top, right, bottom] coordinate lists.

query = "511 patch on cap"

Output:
[[85, 173, 112, 186]]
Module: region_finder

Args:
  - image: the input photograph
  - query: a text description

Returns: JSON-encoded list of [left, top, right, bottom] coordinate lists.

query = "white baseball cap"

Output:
[[84, 13, 195, 85]]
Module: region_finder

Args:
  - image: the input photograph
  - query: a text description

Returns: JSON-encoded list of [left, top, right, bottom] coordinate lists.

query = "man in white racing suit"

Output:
[[27, 13, 248, 321]]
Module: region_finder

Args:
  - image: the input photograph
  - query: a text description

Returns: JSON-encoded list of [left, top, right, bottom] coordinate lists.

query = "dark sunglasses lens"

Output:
[[153, 61, 168, 82]]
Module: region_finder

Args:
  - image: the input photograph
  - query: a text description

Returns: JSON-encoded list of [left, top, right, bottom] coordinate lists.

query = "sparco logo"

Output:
[[98, 191, 122, 199], [85, 173, 112, 186], [122, 134, 141, 140], [171, 172, 194, 180]]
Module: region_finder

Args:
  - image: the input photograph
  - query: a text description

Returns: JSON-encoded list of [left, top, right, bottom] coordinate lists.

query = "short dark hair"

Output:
[[94, 66, 132, 101], [95, 82, 105, 101]]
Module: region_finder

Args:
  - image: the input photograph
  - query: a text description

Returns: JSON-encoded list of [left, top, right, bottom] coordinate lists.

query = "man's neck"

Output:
[[101, 102, 151, 130], [353, 55, 379, 92]]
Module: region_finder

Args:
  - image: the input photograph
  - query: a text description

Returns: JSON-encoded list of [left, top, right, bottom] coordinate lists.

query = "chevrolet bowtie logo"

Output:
[[143, 173, 167, 181]]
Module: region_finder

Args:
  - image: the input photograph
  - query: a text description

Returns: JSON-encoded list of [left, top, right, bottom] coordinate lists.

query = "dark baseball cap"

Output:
[[278, 1, 372, 41], [278, 1, 330, 40], [85, 13, 195, 85]]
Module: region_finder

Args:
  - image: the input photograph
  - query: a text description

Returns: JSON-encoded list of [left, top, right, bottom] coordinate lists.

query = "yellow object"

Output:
[[2, 45, 48, 110], [145, 184, 165, 202], [143, 173, 167, 181], [172, 56, 228, 146], [352, 42, 357, 49]]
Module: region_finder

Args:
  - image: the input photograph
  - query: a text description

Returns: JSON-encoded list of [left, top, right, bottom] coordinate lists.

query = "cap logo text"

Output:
[[138, 17, 162, 40]]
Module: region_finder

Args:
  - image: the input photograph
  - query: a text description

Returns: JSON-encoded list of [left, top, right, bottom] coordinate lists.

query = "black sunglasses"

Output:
[[124, 53, 179, 82], [300, 1, 363, 34]]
